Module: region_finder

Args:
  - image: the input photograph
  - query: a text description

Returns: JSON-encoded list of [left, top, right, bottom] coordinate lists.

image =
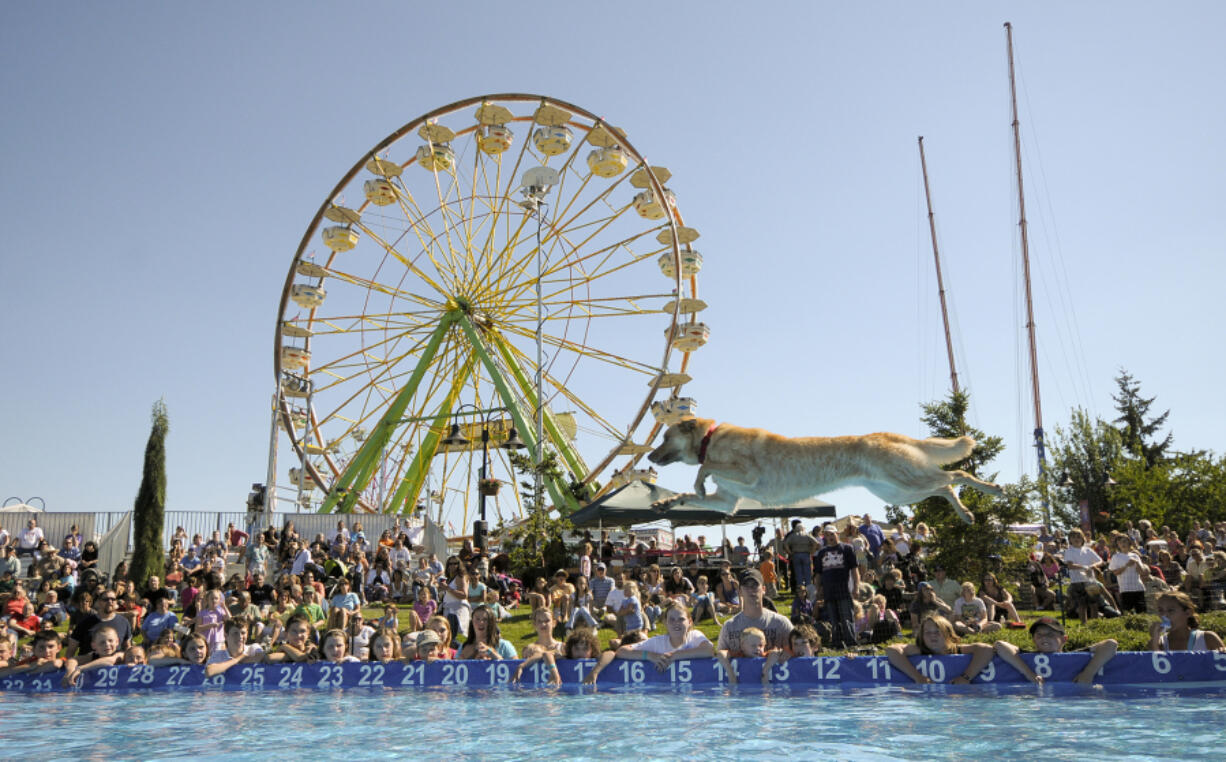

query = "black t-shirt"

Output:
[[664, 576, 695, 596], [71, 613, 133, 650], [144, 587, 174, 607], [815, 543, 857, 601], [249, 584, 275, 607], [881, 585, 904, 612]]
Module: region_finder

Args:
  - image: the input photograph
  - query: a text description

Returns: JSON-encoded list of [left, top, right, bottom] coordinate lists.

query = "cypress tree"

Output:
[[129, 400, 169, 586]]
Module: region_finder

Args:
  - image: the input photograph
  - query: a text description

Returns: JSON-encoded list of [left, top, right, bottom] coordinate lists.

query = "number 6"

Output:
[[1151, 652, 1171, 674]]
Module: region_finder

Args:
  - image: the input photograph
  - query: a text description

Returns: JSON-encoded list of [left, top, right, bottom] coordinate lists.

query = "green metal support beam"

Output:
[[454, 314, 578, 514], [319, 313, 457, 513], [487, 331, 589, 485], [386, 355, 475, 514]]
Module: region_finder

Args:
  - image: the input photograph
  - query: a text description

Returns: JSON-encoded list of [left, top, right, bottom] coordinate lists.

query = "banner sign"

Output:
[[3, 652, 1224, 694]]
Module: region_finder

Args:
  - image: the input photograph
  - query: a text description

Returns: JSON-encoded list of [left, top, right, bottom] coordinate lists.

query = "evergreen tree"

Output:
[[903, 390, 1035, 581], [1112, 369, 1172, 468], [1049, 408, 1124, 531], [130, 400, 169, 586], [498, 450, 573, 577]]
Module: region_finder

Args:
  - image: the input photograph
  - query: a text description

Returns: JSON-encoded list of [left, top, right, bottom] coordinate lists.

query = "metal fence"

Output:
[[1, 510, 431, 553]]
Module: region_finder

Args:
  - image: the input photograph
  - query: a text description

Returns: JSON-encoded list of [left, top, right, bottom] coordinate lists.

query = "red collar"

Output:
[[698, 422, 719, 464]]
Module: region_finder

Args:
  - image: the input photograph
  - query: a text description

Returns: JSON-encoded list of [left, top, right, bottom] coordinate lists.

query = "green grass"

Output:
[[52, 596, 1225, 657], [380, 599, 1225, 656]]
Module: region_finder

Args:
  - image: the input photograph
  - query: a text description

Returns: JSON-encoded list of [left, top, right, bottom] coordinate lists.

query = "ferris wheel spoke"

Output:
[[497, 320, 660, 376], [491, 223, 664, 309], [305, 325, 432, 378], [541, 220, 666, 281], [426, 142, 478, 279], [322, 267, 450, 313], [348, 218, 455, 299], [303, 315, 440, 338], [482, 199, 632, 304], [382, 178, 449, 268], [536, 252, 664, 307], [510, 293, 675, 322], [546, 165, 634, 250], [499, 338, 628, 442]]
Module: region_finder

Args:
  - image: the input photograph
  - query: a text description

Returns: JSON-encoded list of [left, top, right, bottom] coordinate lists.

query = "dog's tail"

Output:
[[915, 435, 976, 465]]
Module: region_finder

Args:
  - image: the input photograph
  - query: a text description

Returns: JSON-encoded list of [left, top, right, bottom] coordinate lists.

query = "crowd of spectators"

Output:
[[1, 513, 1223, 685]]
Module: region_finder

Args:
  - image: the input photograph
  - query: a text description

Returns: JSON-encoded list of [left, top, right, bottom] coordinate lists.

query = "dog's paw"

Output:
[[957, 509, 975, 525], [651, 494, 691, 513]]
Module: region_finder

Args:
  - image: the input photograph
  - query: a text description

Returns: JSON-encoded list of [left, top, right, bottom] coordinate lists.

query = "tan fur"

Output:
[[646, 417, 1001, 524]]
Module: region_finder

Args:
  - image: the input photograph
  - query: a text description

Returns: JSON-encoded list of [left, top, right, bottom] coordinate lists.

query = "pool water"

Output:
[[4, 685, 1221, 760]]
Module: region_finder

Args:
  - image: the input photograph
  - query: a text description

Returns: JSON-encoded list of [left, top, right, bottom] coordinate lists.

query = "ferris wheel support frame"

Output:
[[487, 332, 588, 485], [453, 313, 577, 514], [385, 356, 476, 515], [315, 308, 580, 516], [318, 314, 457, 513]]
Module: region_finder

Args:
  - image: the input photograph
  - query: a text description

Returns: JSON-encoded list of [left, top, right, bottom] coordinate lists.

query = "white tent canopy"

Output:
[[0, 502, 44, 513]]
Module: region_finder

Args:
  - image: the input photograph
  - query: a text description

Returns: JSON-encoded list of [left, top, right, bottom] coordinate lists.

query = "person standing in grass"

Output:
[[1062, 529, 1102, 624]]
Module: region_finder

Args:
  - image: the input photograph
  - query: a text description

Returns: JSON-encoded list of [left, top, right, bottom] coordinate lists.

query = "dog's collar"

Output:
[[698, 422, 719, 465]]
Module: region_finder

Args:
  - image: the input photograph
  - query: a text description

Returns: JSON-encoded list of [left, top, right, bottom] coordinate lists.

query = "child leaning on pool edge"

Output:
[[994, 616, 1117, 685], [886, 615, 994, 684], [762, 625, 821, 684]]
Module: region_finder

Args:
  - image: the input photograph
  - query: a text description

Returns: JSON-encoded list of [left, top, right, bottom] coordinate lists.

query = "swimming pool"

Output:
[[4, 684, 1222, 760]]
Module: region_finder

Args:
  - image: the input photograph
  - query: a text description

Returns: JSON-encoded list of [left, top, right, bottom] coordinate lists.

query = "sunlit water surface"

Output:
[[3, 684, 1222, 760]]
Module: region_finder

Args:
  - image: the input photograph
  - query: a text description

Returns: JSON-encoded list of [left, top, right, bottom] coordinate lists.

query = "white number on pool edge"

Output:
[[1032, 654, 1052, 678], [400, 662, 425, 685], [240, 666, 265, 688], [441, 663, 468, 686], [126, 665, 155, 685], [916, 659, 945, 682], [358, 664, 384, 687], [487, 662, 510, 685], [317, 665, 344, 688], [278, 666, 303, 688], [618, 661, 646, 684], [669, 660, 693, 683], [164, 666, 191, 686], [867, 658, 892, 681], [1151, 652, 1171, 675], [813, 657, 841, 681]]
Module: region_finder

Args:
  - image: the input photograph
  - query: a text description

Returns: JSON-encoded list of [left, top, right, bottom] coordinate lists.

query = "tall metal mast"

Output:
[[917, 136, 960, 397], [1005, 22, 1050, 515]]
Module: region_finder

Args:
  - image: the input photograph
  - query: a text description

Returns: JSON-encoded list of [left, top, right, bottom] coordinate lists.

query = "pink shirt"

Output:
[[413, 600, 437, 624], [197, 606, 228, 650]]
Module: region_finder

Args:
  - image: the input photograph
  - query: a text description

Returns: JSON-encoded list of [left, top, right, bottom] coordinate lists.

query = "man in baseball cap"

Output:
[[716, 565, 792, 661]]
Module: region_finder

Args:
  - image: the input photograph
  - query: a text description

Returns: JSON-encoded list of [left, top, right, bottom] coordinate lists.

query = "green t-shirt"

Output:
[[292, 603, 326, 623]]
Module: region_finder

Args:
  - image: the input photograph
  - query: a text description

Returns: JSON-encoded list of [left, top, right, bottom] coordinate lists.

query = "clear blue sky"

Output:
[[2, 3, 1222, 532]]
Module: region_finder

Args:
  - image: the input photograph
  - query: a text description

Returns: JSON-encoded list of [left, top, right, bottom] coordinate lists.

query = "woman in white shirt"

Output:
[[1108, 535, 1148, 614], [614, 602, 714, 667], [441, 557, 472, 639], [1062, 529, 1102, 624]]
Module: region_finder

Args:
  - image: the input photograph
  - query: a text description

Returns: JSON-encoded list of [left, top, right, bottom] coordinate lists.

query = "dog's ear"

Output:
[[676, 418, 699, 434]]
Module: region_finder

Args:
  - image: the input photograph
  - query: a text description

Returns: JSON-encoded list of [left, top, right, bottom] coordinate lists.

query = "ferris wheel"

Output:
[[271, 94, 708, 528]]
